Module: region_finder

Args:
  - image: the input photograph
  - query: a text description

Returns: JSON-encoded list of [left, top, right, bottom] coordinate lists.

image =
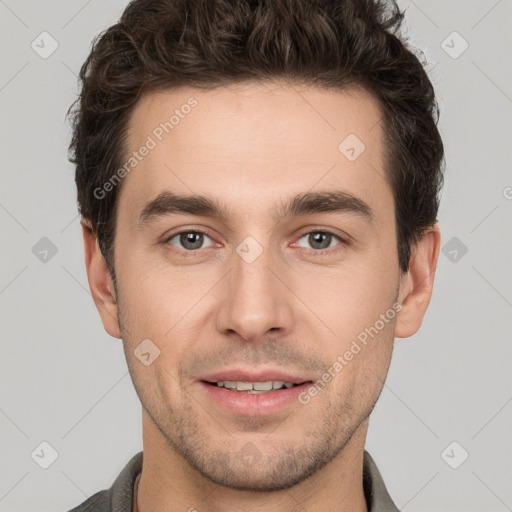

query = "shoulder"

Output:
[[67, 489, 109, 512], [66, 451, 143, 512]]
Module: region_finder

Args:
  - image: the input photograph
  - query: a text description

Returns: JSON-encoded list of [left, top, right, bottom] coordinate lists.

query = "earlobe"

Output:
[[395, 225, 441, 339], [81, 220, 122, 339]]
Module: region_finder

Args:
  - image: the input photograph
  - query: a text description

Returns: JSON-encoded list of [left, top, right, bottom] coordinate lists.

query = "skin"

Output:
[[82, 80, 440, 512]]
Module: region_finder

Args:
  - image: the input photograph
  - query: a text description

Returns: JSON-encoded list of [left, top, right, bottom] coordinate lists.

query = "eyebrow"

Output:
[[137, 189, 375, 226]]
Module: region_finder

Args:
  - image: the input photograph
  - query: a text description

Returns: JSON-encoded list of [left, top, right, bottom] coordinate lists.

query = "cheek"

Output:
[[300, 261, 398, 345], [326, 313, 396, 411], [116, 254, 223, 365], [300, 264, 399, 402]]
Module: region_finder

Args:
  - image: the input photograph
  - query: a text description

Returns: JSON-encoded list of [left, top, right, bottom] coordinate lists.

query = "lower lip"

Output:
[[198, 381, 311, 416]]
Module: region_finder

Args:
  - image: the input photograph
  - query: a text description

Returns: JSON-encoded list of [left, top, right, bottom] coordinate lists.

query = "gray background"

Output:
[[0, 0, 511, 510]]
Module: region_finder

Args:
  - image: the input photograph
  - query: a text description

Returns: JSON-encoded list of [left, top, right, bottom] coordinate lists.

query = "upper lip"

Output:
[[199, 368, 314, 385]]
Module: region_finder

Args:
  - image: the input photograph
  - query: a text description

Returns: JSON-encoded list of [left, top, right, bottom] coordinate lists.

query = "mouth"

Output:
[[197, 371, 314, 416], [203, 380, 307, 394]]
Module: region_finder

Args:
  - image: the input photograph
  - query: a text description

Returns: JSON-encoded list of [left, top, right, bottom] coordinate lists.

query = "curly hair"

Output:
[[68, 0, 444, 279]]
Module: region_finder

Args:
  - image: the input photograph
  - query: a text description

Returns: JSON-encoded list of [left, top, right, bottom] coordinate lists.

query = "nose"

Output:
[[215, 244, 295, 344]]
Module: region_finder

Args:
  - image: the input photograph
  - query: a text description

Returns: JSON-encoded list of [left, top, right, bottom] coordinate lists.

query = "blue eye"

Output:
[[166, 230, 215, 251], [296, 231, 344, 252]]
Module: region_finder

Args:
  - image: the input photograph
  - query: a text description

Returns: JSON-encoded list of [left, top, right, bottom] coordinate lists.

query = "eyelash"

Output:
[[164, 229, 217, 258], [163, 228, 347, 257]]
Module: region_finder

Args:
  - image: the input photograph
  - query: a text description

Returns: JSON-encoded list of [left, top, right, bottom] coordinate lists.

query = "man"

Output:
[[67, 0, 444, 510]]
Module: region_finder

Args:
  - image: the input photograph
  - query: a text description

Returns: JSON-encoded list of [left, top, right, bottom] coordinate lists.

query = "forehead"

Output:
[[118, 81, 391, 225]]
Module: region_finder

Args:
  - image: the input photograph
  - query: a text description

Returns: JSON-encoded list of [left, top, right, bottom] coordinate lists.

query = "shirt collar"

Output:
[[363, 450, 401, 511]]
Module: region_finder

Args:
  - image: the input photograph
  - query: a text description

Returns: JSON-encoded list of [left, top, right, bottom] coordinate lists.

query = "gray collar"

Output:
[[363, 450, 401, 511]]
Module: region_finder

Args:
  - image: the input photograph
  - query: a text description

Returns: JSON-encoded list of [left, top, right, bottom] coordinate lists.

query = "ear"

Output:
[[81, 220, 121, 339], [395, 224, 441, 338]]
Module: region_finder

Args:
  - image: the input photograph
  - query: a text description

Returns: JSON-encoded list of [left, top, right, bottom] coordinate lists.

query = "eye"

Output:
[[295, 230, 345, 252], [165, 230, 215, 252]]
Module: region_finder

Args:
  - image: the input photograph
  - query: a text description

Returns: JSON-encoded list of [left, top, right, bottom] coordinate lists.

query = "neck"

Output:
[[136, 409, 369, 512]]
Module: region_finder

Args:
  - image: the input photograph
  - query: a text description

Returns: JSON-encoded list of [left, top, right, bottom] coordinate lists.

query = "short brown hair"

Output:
[[68, 0, 444, 280]]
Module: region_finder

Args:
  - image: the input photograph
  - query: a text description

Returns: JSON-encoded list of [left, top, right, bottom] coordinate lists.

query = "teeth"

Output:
[[236, 382, 253, 391], [215, 381, 296, 392], [253, 381, 273, 391]]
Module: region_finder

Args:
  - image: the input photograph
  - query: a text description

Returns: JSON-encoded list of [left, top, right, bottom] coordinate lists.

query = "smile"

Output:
[[208, 380, 300, 394]]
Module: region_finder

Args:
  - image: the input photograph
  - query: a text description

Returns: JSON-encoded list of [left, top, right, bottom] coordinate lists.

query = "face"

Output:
[[105, 81, 405, 491]]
